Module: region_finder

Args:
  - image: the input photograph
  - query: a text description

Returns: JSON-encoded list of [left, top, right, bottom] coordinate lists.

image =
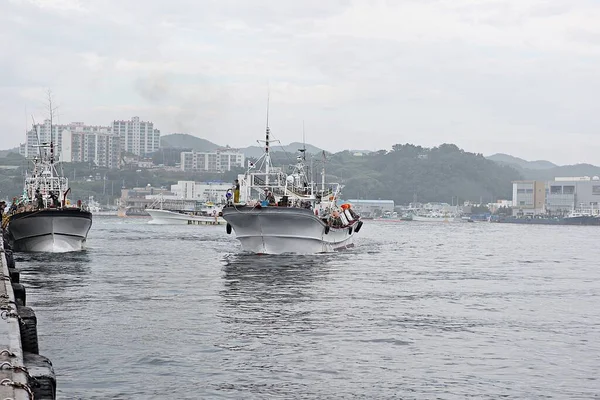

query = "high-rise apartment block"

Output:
[[19, 116, 161, 168], [112, 116, 161, 157]]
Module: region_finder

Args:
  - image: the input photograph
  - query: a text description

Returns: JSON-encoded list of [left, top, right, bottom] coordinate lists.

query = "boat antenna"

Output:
[[301, 120, 306, 161], [321, 150, 326, 192], [46, 90, 58, 165], [264, 89, 271, 184]]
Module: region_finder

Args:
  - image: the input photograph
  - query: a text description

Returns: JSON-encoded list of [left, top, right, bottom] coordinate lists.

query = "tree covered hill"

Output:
[[313, 144, 521, 204], [160, 133, 220, 151]]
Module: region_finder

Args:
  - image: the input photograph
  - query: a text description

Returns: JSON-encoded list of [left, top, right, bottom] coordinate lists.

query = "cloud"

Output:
[[1, 0, 600, 164]]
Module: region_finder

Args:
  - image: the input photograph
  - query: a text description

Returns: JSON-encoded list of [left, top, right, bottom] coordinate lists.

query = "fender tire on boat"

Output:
[[18, 306, 39, 355], [226, 223, 232, 234], [12, 282, 26, 306], [348, 226, 353, 235], [8, 267, 20, 283], [5, 250, 15, 269], [23, 352, 56, 400], [355, 220, 363, 233], [324, 226, 330, 234]]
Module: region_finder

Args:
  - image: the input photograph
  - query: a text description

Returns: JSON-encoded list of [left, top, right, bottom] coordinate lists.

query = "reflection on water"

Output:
[[219, 253, 335, 335]]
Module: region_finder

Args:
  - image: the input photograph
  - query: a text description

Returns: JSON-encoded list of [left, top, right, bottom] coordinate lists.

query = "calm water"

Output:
[[15, 218, 600, 399]]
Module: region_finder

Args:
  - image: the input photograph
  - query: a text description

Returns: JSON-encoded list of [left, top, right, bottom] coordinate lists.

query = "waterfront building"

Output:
[[113, 116, 161, 157], [545, 177, 600, 215], [511, 180, 546, 216], [512, 177, 600, 216], [170, 181, 233, 203], [180, 149, 244, 172]]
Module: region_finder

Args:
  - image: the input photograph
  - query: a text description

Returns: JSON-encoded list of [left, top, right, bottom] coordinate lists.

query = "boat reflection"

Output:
[[218, 253, 336, 343]]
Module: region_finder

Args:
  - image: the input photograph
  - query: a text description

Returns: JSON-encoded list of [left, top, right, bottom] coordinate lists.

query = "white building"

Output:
[[546, 176, 600, 215], [511, 177, 600, 216], [20, 119, 67, 159], [170, 181, 233, 203], [113, 116, 161, 157], [61, 123, 120, 169], [20, 120, 120, 168], [180, 149, 244, 172]]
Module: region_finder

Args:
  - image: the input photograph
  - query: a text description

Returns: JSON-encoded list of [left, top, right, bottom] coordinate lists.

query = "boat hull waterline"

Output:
[[222, 206, 358, 254], [146, 209, 225, 225], [7, 209, 93, 252]]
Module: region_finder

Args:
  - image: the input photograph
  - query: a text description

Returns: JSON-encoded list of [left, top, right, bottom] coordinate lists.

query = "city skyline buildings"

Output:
[[19, 116, 161, 168]]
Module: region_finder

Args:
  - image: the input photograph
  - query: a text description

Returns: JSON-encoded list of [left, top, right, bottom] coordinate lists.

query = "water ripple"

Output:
[[17, 217, 600, 399]]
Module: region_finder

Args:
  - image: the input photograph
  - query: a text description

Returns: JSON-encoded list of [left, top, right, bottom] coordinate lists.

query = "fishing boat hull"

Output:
[[222, 206, 359, 254], [7, 209, 92, 252], [146, 209, 225, 225]]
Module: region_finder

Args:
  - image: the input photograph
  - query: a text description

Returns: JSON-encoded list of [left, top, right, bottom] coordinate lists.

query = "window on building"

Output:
[[550, 186, 562, 194], [517, 189, 526, 194]]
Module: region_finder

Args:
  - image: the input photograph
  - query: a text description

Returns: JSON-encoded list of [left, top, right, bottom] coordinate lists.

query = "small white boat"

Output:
[[146, 208, 225, 225], [88, 196, 118, 216], [412, 212, 460, 222], [146, 196, 225, 225]]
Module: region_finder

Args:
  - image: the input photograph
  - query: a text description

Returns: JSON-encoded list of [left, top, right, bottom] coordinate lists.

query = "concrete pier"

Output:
[[0, 239, 56, 399], [0, 244, 31, 399]]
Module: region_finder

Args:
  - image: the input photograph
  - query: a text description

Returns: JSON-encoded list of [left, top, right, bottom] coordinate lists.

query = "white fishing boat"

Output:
[[5, 142, 92, 252], [87, 196, 118, 216], [221, 118, 363, 254], [412, 212, 460, 222], [146, 196, 225, 225]]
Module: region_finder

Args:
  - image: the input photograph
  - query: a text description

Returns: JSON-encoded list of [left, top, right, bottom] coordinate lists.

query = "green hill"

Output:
[[323, 144, 522, 204], [242, 142, 324, 158], [487, 153, 557, 170], [160, 133, 220, 151]]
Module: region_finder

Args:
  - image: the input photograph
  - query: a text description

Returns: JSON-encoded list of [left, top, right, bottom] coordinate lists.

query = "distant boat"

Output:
[[87, 196, 118, 216], [412, 212, 459, 223], [146, 197, 225, 225]]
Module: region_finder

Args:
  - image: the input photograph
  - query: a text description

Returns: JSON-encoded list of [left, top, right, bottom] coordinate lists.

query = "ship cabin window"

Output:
[[593, 185, 600, 195], [550, 186, 562, 194], [563, 185, 575, 194]]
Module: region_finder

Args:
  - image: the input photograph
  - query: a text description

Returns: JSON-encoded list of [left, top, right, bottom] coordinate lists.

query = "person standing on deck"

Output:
[[233, 179, 240, 204], [35, 189, 43, 209]]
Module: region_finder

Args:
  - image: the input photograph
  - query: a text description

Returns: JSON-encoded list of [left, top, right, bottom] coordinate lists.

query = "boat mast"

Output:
[[321, 150, 326, 193], [264, 91, 271, 186]]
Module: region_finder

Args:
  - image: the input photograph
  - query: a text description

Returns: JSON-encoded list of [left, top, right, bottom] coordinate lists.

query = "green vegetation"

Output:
[[321, 144, 521, 204]]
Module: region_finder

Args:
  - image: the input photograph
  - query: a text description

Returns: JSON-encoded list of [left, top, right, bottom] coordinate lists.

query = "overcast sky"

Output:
[[1, 0, 599, 164]]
